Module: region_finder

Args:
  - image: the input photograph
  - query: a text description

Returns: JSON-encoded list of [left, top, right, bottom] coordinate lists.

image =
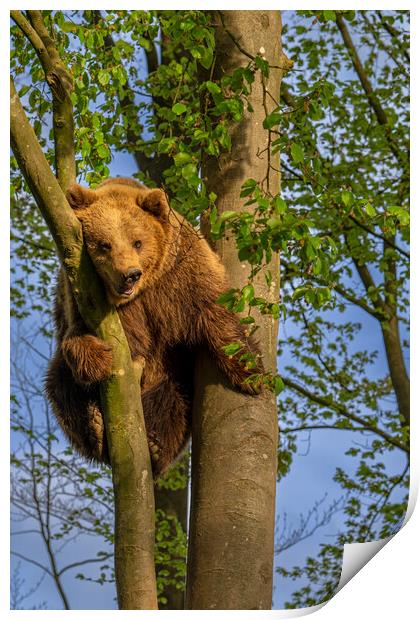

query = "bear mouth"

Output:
[[118, 285, 135, 297]]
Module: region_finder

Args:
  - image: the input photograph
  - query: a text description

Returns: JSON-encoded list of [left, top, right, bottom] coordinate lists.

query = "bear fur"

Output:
[[45, 177, 263, 477]]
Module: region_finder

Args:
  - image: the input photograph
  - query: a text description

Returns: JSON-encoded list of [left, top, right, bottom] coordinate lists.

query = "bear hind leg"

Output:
[[142, 379, 191, 478]]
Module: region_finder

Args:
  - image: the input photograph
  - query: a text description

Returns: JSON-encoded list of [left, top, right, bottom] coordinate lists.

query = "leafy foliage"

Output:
[[276, 9, 409, 606]]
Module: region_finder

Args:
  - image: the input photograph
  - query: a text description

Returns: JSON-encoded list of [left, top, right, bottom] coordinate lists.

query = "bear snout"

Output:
[[118, 268, 142, 295], [124, 268, 142, 284]]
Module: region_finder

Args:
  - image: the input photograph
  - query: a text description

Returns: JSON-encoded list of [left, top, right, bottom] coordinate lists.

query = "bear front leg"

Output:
[[56, 268, 113, 386], [198, 303, 264, 395], [61, 330, 113, 385]]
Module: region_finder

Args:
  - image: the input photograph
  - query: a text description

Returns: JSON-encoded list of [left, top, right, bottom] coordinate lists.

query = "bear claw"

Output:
[[148, 433, 162, 463]]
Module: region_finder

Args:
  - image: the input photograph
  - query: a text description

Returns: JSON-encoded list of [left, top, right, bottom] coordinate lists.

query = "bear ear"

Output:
[[138, 189, 169, 220], [66, 184, 97, 210]]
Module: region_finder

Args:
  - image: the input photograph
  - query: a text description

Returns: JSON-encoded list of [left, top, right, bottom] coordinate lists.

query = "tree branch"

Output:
[[280, 155, 410, 260], [379, 13, 410, 63], [282, 424, 367, 433], [365, 460, 409, 538], [23, 11, 76, 189], [11, 551, 53, 579], [282, 259, 385, 320], [347, 214, 409, 260], [11, 11, 52, 73], [361, 13, 409, 79], [58, 554, 113, 577], [336, 13, 407, 169], [282, 376, 408, 453]]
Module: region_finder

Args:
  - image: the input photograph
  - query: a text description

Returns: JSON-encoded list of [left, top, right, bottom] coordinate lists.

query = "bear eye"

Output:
[[133, 240, 142, 249], [98, 241, 111, 252]]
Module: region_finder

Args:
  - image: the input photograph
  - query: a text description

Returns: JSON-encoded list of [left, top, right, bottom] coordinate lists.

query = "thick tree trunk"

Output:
[[10, 77, 158, 610], [186, 11, 283, 610]]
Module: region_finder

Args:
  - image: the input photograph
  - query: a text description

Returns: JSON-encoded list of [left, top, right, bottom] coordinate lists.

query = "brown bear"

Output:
[[45, 177, 263, 477]]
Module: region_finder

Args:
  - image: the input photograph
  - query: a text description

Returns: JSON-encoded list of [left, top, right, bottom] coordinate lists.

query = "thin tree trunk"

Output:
[[381, 315, 410, 428], [186, 10, 283, 610], [10, 76, 158, 610]]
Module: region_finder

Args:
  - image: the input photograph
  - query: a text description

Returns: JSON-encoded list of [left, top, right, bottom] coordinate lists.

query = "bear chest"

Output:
[[117, 300, 154, 360]]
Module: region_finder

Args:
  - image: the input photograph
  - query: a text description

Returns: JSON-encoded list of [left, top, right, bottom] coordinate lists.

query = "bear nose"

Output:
[[123, 269, 142, 284]]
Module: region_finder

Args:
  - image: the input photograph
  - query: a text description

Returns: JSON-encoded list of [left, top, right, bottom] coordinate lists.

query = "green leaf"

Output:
[[242, 284, 255, 302], [240, 316, 255, 324], [172, 102, 187, 115], [81, 139, 91, 158], [181, 163, 197, 180], [263, 112, 282, 130], [255, 55, 269, 78], [217, 289, 236, 305], [292, 286, 310, 301], [219, 210, 237, 222], [206, 81, 221, 95], [222, 342, 244, 357], [240, 178, 257, 197], [60, 21, 76, 32], [290, 143, 304, 163], [98, 69, 110, 86], [274, 376, 285, 395], [173, 152, 192, 166], [323, 10, 336, 21], [18, 85, 31, 97], [364, 202, 376, 218], [96, 144, 109, 159], [274, 195, 287, 214], [199, 52, 214, 69], [388, 206, 409, 226], [158, 138, 176, 154], [341, 191, 353, 207], [267, 217, 282, 229]]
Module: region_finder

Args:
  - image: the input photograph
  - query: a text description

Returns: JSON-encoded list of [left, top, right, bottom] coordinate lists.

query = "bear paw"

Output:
[[62, 335, 113, 385], [238, 377, 263, 395]]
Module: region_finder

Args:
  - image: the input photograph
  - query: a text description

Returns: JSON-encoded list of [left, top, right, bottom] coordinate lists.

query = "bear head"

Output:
[[66, 178, 175, 306]]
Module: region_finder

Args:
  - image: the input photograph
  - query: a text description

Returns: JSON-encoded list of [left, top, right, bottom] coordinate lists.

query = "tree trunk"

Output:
[[381, 315, 410, 428], [186, 10, 283, 610]]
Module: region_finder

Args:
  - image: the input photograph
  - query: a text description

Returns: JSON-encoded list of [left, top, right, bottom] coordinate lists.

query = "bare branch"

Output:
[[58, 554, 113, 577], [276, 495, 345, 553], [11, 552, 53, 579]]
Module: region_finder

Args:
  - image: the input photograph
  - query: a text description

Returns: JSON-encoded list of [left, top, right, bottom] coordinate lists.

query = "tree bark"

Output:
[[381, 315, 410, 428], [10, 77, 158, 610], [186, 10, 283, 610]]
